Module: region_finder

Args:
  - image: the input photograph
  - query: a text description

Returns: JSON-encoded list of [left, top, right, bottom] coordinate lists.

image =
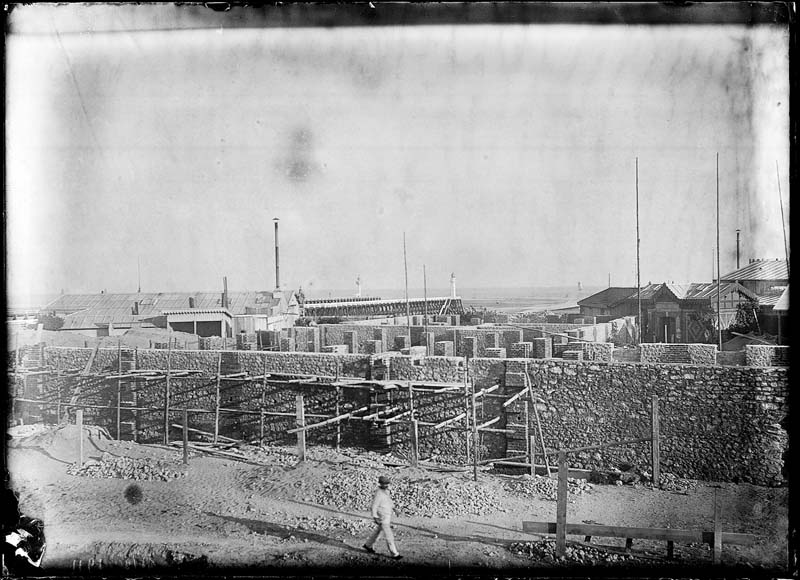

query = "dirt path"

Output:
[[6, 425, 788, 573]]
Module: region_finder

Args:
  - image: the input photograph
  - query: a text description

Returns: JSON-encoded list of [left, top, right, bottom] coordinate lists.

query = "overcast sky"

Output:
[[6, 5, 789, 303]]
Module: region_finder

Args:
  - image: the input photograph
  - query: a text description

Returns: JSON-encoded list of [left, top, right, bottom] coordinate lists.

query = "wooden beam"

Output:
[[556, 451, 568, 556], [476, 416, 500, 430], [296, 394, 306, 462], [164, 340, 172, 446], [182, 409, 189, 464], [286, 405, 370, 434], [502, 388, 527, 408], [76, 408, 84, 467], [432, 412, 467, 430], [521, 522, 758, 546], [472, 384, 500, 399], [652, 394, 660, 488]]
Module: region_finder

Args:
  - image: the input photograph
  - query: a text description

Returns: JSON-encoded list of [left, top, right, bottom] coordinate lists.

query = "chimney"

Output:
[[273, 217, 280, 290], [222, 276, 228, 309], [189, 296, 195, 309], [132, 301, 139, 315], [450, 272, 457, 298], [736, 229, 740, 269]]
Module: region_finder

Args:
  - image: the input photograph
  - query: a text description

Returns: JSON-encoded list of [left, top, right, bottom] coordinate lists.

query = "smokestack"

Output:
[[736, 229, 741, 269], [450, 272, 457, 298], [273, 217, 280, 290], [223, 276, 228, 309]]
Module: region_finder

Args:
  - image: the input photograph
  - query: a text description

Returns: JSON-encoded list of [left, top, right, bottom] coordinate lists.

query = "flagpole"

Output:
[[716, 153, 722, 350], [636, 157, 642, 344]]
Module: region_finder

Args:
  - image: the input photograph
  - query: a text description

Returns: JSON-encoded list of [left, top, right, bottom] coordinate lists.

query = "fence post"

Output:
[[556, 450, 567, 557], [296, 394, 306, 461], [182, 409, 189, 464], [651, 394, 660, 487], [76, 409, 84, 467], [713, 488, 722, 564]]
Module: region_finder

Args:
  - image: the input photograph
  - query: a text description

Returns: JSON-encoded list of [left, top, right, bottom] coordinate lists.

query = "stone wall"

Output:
[[32, 347, 789, 485], [745, 345, 790, 367], [640, 343, 717, 365]]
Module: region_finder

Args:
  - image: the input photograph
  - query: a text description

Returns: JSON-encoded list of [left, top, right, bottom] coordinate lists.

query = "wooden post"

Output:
[[296, 395, 306, 461], [260, 358, 268, 448], [164, 340, 173, 445], [532, 397, 551, 477], [667, 540, 674, 559], [555, 450, 567, 557], [335, 386, 341, 451], [116, 341, 122, 439], [524, 400, 531, 474], [182, 409, 189, 464], [529, 436, 537, 477], [464, 358, 470, 464], [409, 384, 418, 467], [713, 488, 722, 564], [214, 352, 222, 444], [76, 409, 84, 467], [471, 380, 478, 481], [651, 394, 660, 487]]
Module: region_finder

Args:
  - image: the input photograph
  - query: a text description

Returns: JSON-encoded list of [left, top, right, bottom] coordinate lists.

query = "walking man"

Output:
[[363, 475, 402, 559]]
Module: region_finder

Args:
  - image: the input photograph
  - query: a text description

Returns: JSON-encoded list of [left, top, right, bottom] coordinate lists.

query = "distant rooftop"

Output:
[[720, 259, 788, 282]]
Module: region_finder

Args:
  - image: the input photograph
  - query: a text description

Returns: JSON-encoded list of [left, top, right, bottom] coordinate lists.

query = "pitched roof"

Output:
[[623, 282, 757, 302], [720, 259, 788, 282], [577, 287, 638, 308], [44, 290, 295, 318]]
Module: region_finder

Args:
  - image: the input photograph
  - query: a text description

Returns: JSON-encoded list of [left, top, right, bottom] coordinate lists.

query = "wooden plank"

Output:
[[520, 522, 758, 546], [433, 412, 467, 430], [286, 405, 370, 433], [296, 395, 306, 461], [410, 419, 419, 467], [476, 416, 500, 430], [556, 451, 567, 556], [472, 384, 500, 399], [170, 424, 238, 443], [471, 379, 478, 481], [652, 394, 660, 488], [528, 381, 551, 476], [502, 388, 527, 408], [524, 401, 531, 474]]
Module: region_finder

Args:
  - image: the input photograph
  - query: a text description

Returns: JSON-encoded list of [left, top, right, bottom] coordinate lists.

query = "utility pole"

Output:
[[636, 157, 642, 345], [403, 232, 411, 343], [716, 153, 722, 350]]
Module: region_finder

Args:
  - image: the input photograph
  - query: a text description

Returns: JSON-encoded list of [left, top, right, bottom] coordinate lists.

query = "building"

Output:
[[618, 282, 758, 343], [42, 289, 299, 338], [720, 259, 788, 296], [577, 287, 638, 317], [720, 259, 789, 337]]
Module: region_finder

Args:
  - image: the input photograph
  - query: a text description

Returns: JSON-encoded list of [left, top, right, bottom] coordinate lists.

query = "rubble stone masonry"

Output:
[[37, 347, 788, 485]]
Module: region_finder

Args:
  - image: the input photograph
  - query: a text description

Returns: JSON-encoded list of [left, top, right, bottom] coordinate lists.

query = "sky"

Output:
[[5, 5, 790, 305]]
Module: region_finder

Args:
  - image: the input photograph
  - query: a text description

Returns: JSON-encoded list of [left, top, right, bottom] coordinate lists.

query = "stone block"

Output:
[[509, 342, 533, 358], [279, 337, 296, 352], [394, 335, 409, 351], [322, 344, 349, 354], [343, 331, 359, 355], [462, 336, 478, 358], [485, 347, 506, 358], [533, 337, 552, 359], [364, 339, 383, 355], [484, 333, 500, 349], [505, 371, 527, 387], [434, 341, 454, 357], [562, 350, 584, 361]]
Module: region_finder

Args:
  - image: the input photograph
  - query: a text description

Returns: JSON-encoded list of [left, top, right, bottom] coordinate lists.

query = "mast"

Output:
[[636, 157, 642, 344], [423, 264, 428, 333], [716, 153, 721, 350], [403, 232, 411, 342]]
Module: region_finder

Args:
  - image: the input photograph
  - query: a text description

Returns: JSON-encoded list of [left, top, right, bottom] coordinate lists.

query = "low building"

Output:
[[577, 287, 638, 317], [619, 282, 758, 343], [720, 259, 788, 296], [43, 289, 299, 338]]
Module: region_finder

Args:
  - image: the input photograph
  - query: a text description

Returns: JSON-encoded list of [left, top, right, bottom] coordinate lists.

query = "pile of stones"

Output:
[[67, 453, 186, 481], [658, 472, 698, 493], [504, 474, 593, 500], [311, 469, 504, 518], [508, 539, 641, 565], [282, 515, 373, 535]]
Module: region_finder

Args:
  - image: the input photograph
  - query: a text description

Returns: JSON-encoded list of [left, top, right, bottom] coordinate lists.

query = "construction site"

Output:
[[6, 327, 790, 574]]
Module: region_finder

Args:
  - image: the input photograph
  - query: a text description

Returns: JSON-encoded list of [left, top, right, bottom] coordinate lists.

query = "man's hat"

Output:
[[378, 476, 391, 486]]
